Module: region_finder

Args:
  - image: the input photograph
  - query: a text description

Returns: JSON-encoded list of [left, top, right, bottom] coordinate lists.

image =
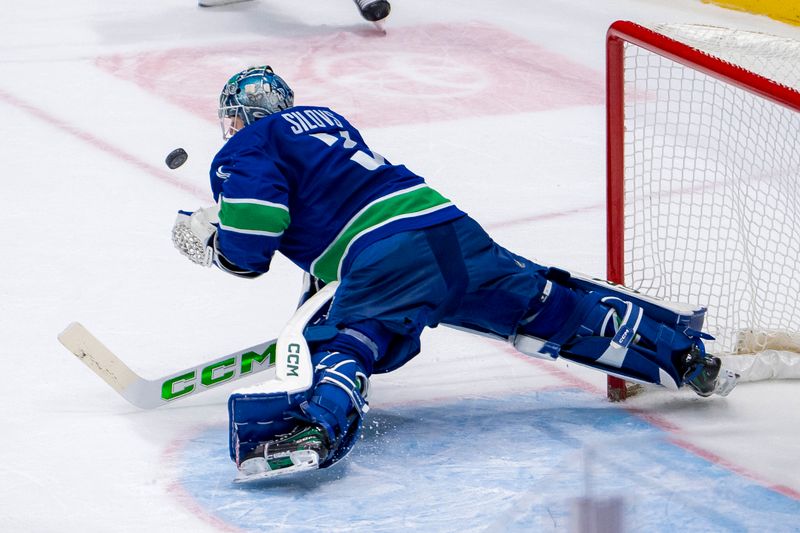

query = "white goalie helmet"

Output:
[[218, 65, 294, 139]]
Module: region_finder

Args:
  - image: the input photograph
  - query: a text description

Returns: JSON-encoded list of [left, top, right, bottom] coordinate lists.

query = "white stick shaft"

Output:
[[58, 322, 277, 409], [58, 323, 142, 394]]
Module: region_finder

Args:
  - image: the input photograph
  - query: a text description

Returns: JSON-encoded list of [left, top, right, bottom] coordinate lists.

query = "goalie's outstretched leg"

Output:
[[512, 267, 738, 397]]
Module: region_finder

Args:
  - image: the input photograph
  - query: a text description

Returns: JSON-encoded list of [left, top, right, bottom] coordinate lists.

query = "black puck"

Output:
[[165, 148, 188, 169]]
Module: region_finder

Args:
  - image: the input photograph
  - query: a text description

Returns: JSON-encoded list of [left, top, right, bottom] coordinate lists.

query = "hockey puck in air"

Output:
[[165, 148, 188, 169]]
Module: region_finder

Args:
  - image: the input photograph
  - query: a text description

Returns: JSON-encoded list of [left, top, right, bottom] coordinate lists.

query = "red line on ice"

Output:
[[162, 427, 248, 533], [486, 202, 604, 230], [501, 343, 800, 501], [0, 87, 210, 202]]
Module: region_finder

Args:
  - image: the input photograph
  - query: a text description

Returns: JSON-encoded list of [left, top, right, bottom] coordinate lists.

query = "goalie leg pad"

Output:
[[302, 351, 370, 467], [518, 268, 711, 389], [229, 345, 372, 468], [228, 390, 307, 464]]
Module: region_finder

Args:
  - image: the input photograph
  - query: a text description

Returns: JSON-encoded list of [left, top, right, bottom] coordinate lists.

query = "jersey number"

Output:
[[311, 131, 386, 171]]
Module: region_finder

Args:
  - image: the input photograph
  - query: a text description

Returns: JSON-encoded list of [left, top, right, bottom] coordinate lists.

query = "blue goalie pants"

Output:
[[326, 214, 704, 385]]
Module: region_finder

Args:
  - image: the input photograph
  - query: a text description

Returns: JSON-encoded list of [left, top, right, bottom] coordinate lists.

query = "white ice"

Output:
[[2, 0, 799, 531]]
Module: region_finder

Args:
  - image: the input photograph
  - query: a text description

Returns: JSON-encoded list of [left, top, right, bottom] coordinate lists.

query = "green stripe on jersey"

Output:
[[311, 185, 452, 282], [219, 197, 290, 236]]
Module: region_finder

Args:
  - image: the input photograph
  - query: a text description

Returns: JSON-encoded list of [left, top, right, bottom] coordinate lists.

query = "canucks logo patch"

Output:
[[216, 165, 231, 180]]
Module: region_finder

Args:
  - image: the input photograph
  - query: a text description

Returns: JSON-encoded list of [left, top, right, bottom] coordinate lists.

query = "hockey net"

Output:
[[605, 21, 800, 400]]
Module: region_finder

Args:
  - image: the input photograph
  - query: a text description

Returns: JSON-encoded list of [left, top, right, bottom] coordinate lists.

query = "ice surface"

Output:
[[1, 0, 799, 531], [179, 390, 800, 532]]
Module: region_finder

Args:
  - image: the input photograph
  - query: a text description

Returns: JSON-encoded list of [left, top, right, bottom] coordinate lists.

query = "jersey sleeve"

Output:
[[214, 146, 291, 274]]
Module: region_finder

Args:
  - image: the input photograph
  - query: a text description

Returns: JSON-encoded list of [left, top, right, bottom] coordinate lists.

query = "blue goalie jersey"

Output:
[[209, 106, 466, 282]]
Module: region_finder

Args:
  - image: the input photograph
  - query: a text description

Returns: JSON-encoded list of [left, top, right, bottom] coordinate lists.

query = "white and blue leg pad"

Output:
[[228, 281, 379, 468], [515, 268, 712, 389], [302, 351, 370, 467], [228, 351, 370, 467], [228, 282, 337, 464], [229, 390, 307, 464]]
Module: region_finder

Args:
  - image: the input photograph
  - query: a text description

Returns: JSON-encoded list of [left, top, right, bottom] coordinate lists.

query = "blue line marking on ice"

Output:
[[176, 389, 800, 532]]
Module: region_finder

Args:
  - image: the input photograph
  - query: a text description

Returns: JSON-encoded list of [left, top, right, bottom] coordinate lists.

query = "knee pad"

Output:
[[516, 267, 711, 388], [305, 319, 393, 376]]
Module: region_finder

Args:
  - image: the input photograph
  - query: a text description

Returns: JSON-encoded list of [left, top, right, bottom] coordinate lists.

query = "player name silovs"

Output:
[[161, 342, 277, 401]]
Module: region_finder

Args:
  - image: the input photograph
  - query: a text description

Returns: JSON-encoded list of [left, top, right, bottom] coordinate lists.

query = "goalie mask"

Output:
[[218, 65, 294, 139]]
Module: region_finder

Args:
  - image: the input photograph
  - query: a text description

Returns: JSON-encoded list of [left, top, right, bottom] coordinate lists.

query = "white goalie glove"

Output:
[[172, 206, 219, 267], [172, 206, 263, 278]]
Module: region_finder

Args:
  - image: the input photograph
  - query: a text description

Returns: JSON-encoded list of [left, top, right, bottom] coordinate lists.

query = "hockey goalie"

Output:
[[171, 65, 737, 482]]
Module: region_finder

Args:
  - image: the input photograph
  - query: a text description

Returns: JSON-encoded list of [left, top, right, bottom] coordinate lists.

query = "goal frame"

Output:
[[605, 20, 800, 400]]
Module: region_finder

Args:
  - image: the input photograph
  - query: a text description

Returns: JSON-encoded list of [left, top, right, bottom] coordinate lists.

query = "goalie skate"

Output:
[[681, 348, 740, 397], [234, 424, 331, 483]]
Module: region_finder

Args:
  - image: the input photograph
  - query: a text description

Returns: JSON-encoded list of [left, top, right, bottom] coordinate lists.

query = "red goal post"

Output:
[[605, 21, 800, 400]]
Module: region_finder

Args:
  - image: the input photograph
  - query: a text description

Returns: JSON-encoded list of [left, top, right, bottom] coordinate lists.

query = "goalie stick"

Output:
[[57, 322, 277, 409], [56, 278, 336, 409], [58, 270, 744, 410]]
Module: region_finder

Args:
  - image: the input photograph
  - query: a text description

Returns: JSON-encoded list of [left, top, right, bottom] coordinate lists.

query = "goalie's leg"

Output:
[[418, 217, 736, 397], [513, 268, 738, 396], [230, 324, 382, 479]]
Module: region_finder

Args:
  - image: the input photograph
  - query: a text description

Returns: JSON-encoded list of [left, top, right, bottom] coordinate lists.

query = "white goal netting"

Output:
[[617, 23, 800, 380]]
